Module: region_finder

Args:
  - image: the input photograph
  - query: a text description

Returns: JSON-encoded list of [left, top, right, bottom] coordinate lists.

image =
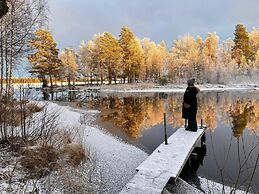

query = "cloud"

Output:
[[48, 0, 259, 50]]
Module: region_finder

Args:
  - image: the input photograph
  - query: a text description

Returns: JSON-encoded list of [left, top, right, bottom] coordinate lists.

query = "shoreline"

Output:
[[13, 82, 259, 93]]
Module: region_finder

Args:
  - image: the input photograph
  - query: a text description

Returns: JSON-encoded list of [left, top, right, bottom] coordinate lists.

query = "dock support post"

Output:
[[164, 113, 168, 145], [200, 119, 203, 129]]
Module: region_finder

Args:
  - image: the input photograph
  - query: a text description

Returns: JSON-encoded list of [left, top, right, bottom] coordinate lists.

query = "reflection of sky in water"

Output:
[[27, 89, 259, 192]]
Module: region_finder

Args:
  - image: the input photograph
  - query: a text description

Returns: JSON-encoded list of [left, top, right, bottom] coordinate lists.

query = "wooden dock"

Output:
[[120, 126, 206, 194]]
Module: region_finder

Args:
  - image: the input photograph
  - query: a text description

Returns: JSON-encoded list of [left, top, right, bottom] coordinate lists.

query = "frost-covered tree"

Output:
[[203, 32, 219, 65], [142, 38, 157, 80], [170, 35, 199, 82], [232, 24, 255, 65], [142, 39, 168, 81], [0, 0, 47, 96], [60, 48, 79, 88], [217, 39, 235, 83], [28, 29, 62, 88], [96, 32, 123, 84], [249, 28, 259, 54], [79, 41, 90, 83], [203, 32, 219, 82], [79, 39, 99, 85], [195, 36, 205, 83], [76, 24, 259, 85], [255, 50, 259, 69], [119, 26, 144, 83], [157, 41, 168, 79]]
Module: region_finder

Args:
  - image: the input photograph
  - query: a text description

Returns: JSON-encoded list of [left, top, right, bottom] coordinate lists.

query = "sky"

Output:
[[48, 0, 259, 50]]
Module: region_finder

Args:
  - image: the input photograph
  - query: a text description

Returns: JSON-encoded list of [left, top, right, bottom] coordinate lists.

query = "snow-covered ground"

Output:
[[56, 103, 148, 193], [11, 82, 259, 93], [166, 177, 250, 194], [97, 83, 259, 93]]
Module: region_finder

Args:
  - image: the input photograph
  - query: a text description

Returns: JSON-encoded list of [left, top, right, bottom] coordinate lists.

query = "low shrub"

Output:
[[20, 145, 59, 178], [159, 76, 168, 86], [61, 143, 87, 166], [26, 102, 43, 113]]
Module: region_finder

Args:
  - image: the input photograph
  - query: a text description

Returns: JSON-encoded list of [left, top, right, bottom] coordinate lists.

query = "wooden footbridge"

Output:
[[120, 121, 206, 194]]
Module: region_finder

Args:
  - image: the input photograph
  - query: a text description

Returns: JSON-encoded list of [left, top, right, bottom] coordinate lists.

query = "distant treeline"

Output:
[[11, 77, 89, 84], [11, 77, 40, 84], [27, 24, 259, 88]]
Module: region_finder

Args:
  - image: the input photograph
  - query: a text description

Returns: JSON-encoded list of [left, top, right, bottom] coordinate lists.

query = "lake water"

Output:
[[32, 89, 259, 193]]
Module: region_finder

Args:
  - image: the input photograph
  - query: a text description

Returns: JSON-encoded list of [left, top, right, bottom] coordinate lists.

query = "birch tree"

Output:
[[249, 28, 259, 54], [60, 48, 79, 88], [79, 40, 99, 85], [142, 39, 167, 81], [0, 0, 47, 97], [170, 35, 199, 82], [203, 32, 219, 82]]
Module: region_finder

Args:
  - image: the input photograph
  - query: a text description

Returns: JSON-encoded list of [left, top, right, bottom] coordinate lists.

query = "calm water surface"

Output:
[[34, 89, 259, 193]]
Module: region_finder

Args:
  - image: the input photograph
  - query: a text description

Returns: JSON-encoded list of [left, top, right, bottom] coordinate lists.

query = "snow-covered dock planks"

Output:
[[120, 126, 206, 194]]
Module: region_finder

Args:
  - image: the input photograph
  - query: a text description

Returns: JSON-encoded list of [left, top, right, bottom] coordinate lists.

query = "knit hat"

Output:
[[187, 78, 195, 85]]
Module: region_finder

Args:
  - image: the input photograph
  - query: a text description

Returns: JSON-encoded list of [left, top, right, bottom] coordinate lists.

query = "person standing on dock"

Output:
[[182, 78, 200, 131]]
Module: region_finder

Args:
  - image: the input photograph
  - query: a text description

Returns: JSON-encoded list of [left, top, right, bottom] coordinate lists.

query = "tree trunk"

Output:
[[0, 20, 4, 99], [101, 76, 103, 85], [68, 75, 71, 89], [5, 27, 9, 98], [42, 77, 48, 88], [217, 71, 220, 84], [8, 6, 14, 98], [49, 75, 53, 88], [108, 72, 112, 84], [108, 66, 112, 84]]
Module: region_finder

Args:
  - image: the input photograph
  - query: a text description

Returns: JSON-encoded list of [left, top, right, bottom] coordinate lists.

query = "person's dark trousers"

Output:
[[187, 118, 197, 131]]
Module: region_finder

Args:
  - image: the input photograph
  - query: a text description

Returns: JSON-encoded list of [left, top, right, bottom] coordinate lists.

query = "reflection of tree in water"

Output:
[[207, 98, 259, 193], [142, 95, 165, 129], [118, 97, 147, 138], [229, 100, 255, 138], [100, 95, 167, 138], [97, 92, 259, 138], [197, 96, 217, 131], [166, 95, 183, 128], [246, 100, 259, 134], [100, 96, 147, 138]]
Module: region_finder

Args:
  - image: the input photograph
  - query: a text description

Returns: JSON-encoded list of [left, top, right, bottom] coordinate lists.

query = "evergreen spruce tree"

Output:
[[28, 29, 62, 88], [232, 24, 255, 65]]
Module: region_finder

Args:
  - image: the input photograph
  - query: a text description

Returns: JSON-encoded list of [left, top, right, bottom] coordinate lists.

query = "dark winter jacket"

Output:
[[182, 86, 199, 119], [0, 0, 8, 18]]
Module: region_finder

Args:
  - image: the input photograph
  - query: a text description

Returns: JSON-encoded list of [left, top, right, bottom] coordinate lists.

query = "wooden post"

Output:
[[164, 113, 168, 145], [200, 119, 203, 129]]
